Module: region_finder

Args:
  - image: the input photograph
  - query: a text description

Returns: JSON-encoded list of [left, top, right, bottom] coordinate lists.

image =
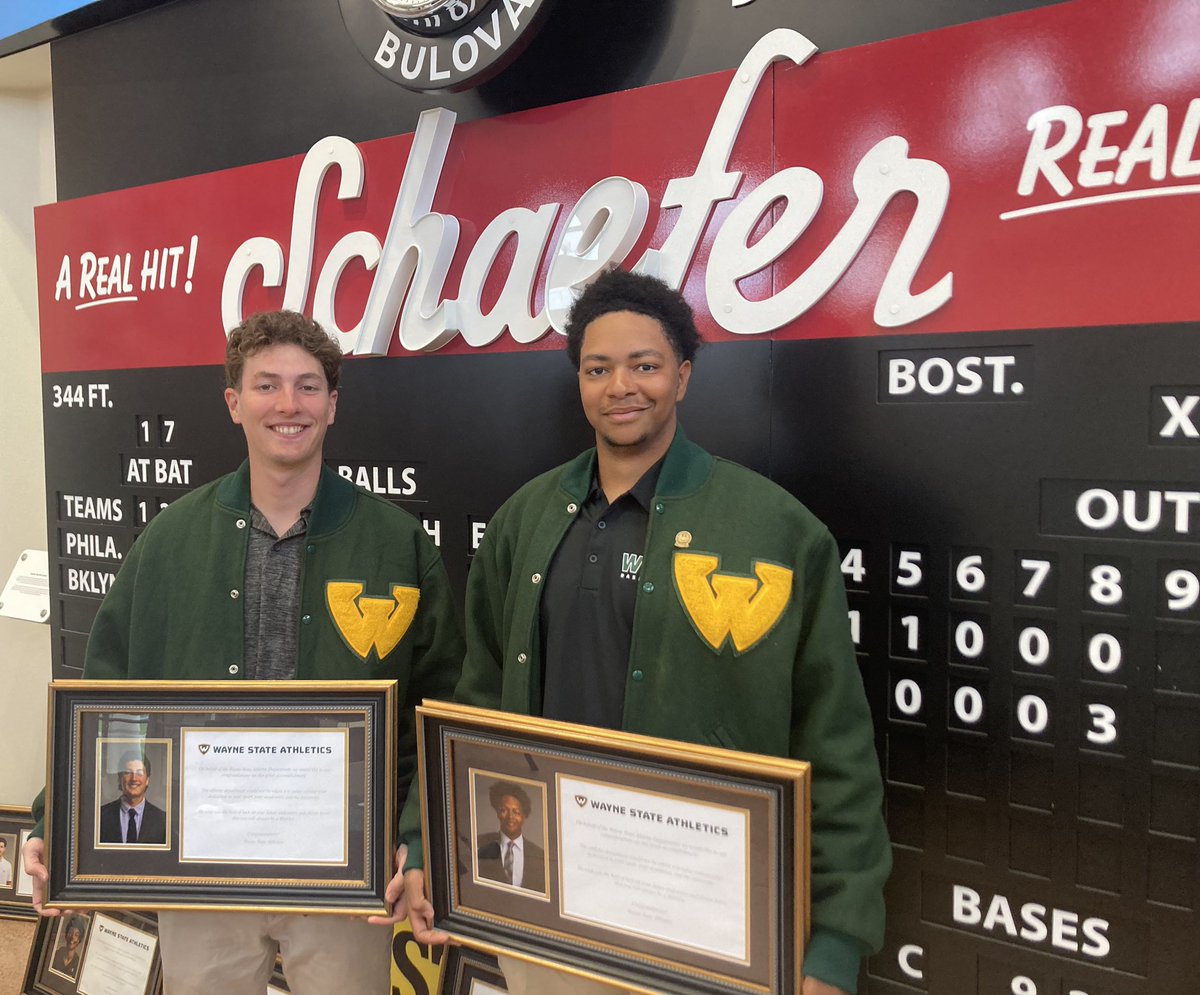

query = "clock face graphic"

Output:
[[343, 0, 556, 90], [369, 0, 460, 23]]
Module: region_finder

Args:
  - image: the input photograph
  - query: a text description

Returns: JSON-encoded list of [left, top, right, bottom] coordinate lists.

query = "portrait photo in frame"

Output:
[[93, 739, 172, 850], [469, 771, 550, 901], [47, 914, 91, 982], [0, 831, 16, 891]]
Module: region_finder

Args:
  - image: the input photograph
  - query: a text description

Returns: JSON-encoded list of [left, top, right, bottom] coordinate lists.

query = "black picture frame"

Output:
[[439, 945, 508, 995], [45, 680, 396, 915], [21, 909, 163, 995], [267, 954, 290, 994], [418, 701, 810, 995], [0, 805, 37, 921]]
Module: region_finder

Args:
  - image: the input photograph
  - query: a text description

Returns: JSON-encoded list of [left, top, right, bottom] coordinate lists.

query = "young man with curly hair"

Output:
[[27, 310, 463, 995]]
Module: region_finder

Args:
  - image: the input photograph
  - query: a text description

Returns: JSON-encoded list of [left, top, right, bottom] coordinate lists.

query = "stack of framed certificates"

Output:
[[418, 702, 811, 995], [21, 913, 289, 995], [40, 683, 809, 994], [440, 946, 507, 995], [1, 806, 37, 920], [22, 910, 162, 995]]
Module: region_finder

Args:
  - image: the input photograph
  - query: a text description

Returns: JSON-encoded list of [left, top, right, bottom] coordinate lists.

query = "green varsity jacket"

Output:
[[436, 428, 890, 993], [34, 462, 464, 846]]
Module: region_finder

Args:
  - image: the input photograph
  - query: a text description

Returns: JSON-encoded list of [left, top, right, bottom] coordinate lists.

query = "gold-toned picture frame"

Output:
[[0, 805, 37, 920], [45, 680, 396, 915], [21, 909, 163, 995], [418, 701, 811, 995]]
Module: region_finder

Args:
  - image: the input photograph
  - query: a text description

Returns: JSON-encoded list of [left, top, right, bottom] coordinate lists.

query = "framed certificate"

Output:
[[418, 702, 811, 995], [1, 805, 37, 920], [21, 909, 162, 995], [44, 680, 397, 915]]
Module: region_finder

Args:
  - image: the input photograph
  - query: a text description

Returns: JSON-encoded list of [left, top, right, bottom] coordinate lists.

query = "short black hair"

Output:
[[564, 268, 702, 369], [488, 780, 532, 816]]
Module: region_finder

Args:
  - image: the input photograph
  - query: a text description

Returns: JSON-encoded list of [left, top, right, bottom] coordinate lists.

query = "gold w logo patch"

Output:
[[326, 582, 420, 662], [672, 552, 793, 654]]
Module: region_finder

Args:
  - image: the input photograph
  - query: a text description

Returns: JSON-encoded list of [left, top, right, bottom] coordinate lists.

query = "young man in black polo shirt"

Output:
[[405, 270, 889, 995]]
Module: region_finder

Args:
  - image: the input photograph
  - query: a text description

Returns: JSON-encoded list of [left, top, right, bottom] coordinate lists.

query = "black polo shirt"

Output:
[[539, 459, 664, 729]]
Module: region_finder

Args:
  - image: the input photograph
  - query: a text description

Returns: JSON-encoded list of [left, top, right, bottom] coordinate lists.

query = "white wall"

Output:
[[0, 44, 56, 807]]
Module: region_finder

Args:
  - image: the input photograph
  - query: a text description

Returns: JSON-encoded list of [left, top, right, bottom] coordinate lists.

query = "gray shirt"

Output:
[[242, 504, 309, 680]]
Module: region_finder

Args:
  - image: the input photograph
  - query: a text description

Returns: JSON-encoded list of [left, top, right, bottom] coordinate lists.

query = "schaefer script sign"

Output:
[[35, 0, 1200, 374]]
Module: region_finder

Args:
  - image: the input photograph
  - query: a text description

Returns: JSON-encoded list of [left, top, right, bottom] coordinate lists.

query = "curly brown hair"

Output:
[[224, 311, 342, 391]]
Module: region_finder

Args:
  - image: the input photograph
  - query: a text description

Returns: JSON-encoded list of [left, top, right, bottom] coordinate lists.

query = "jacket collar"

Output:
[[216, 461, 355, 538], [559, 426, 714, 502]]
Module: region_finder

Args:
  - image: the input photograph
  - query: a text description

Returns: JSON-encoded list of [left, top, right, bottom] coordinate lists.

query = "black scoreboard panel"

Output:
[[771, 324, 1200, 994]]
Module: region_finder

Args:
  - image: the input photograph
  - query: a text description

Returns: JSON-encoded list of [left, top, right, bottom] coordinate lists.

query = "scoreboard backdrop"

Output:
[[36, 1, 1199, 993]]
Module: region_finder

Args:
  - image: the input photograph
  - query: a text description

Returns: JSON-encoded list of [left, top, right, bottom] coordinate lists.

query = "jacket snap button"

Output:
[[532, 573, 542, 584], [301, 614, 312, 625], [642, 582, 654, 593], [228, 664, 239, 675], [230, 589, 240, 599], [517, 652, 528, 664], [567, 503, 578, 514], [655, 503, 665, 514], [306, 544, 316, 554], [632, 669, 644, 681], [235, 518, 246, 529]]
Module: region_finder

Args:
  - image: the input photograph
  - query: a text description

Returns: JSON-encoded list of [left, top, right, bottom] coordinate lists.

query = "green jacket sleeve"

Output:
[[30, 789, 46, 839], [81, 528, 145, 680], [396, 543, 466, 871], [450, 508, 512, 712], [400, 510, 512, 873], [30, 527, 145, 837], [792, 529, 891, 993]]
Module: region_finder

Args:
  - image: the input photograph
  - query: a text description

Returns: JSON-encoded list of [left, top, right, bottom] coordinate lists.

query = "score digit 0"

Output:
[[1014, 692, 1051, 739]]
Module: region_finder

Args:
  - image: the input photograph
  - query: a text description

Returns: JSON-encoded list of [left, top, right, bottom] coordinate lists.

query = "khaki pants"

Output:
[[498, 954, 636, 995], [158, 911, 392, 995]]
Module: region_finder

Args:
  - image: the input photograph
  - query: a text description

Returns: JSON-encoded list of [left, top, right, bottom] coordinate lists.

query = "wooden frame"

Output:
[[419, 701, 810, 995]]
